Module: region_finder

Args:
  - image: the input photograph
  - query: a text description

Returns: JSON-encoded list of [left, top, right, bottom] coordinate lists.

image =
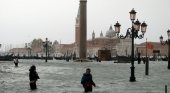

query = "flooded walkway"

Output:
[[0, 60, 170, 93]]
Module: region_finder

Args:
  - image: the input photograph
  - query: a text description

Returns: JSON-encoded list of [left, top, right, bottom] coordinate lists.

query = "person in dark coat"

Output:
[[81, 68, 96, 92], [29, 65, 40, 90]]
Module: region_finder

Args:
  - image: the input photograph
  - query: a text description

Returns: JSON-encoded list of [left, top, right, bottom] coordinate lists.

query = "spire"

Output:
[[77, 6, 80, 18], [76, 6, 80, 25], [92, 30, 95, 34], [109, 25, 113, 30], [92, 30, 95, 40], [100, 31, 103, 37]]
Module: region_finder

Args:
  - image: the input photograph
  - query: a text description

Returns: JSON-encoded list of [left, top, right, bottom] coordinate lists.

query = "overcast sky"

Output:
[[0, 0, 170, 50]]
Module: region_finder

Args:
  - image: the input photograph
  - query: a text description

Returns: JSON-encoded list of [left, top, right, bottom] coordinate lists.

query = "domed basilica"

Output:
[[73, 7, 132, 57]]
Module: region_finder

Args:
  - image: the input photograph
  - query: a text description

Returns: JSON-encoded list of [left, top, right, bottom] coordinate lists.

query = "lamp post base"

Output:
[[130, 76, 136, 82], [168, 66, 170, 69], [168, 60, 170, 69], [130, 66, 136, 82]]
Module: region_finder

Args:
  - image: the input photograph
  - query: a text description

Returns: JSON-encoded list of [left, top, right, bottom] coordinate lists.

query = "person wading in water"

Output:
[[81, 68, 96, 92], [29, 65, 40, 90]]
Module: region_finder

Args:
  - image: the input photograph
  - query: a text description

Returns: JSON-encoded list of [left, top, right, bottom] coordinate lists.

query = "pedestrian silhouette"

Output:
[[137, 53, 141, 64], [29, 65, 40, 90], [142, 57, 146, 64], [81, 68, 96, 92]]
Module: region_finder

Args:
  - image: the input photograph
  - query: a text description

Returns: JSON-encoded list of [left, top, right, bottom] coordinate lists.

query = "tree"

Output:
[[30, 38, 44, 53]]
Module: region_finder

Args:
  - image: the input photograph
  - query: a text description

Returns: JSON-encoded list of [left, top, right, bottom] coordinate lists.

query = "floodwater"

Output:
[[0, 59, 170, 93]]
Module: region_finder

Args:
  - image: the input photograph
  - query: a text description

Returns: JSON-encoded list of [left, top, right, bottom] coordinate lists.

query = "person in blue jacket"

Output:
[[29, 65, 40, 90], [81, 68, 96, 92]]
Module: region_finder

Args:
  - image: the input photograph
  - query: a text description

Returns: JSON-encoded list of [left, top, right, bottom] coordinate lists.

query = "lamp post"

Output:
[[0, 44, 1, 52], [114, 8, 147, 82], [43, 38, 52, 62], [160, 29, 170, 69]]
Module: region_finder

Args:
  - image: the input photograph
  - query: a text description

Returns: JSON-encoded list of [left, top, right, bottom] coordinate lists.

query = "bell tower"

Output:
[[75, 7, 80, 46]]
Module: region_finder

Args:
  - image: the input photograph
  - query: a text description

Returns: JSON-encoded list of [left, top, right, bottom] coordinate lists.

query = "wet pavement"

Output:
[[0, 60, 170, 93]]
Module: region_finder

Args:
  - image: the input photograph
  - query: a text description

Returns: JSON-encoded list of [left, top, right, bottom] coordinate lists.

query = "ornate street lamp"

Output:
[[160, 29, 170, 69], [129, 8, 136, 21], [114, 8, 147, 82], [43, 38, 52, 62]]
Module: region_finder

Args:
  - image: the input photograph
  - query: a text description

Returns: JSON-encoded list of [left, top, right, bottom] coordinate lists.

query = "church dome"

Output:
[[105, 26, 116, 38]]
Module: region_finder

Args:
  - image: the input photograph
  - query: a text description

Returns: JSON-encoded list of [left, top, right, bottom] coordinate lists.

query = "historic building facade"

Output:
[[136, 42, 168, 58], [9, 7, 134, 58]]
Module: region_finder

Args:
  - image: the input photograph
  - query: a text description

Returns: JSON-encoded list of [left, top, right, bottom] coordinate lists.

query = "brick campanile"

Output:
[[75, 7, 80, 46], [79, 0, 87, 59]]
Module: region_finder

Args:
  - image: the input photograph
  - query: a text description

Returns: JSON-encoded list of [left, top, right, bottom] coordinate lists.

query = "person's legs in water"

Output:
[[30, 82, 37, 90]]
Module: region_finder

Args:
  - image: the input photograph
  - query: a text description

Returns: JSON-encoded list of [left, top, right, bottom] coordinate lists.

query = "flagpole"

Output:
[[145, 38, 149, 75], [146, 38, 148, 59]]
